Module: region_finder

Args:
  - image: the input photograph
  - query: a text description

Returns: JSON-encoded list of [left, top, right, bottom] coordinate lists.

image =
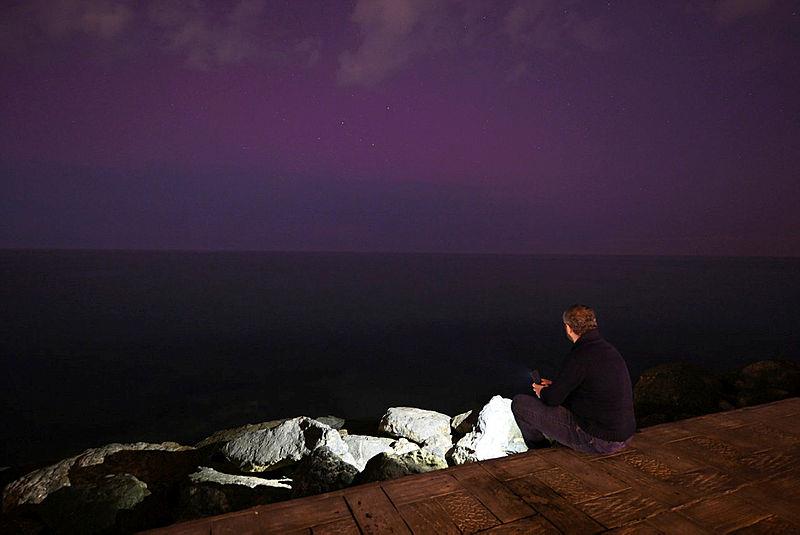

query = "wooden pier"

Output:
[[143, 397, 800, 534]]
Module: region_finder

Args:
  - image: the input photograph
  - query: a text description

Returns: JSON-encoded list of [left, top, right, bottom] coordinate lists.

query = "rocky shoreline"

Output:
[[1, 359, 797, 534]]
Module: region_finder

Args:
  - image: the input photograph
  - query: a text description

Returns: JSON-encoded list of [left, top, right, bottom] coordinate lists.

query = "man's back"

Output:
[[540, 329, 636, 442]]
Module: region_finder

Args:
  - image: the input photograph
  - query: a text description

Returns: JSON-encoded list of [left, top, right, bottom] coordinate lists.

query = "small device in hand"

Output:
[[530, 369, 542, 385]]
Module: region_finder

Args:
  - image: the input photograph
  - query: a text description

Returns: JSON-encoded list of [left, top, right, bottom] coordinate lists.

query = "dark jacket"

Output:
[[539, 329, 636, 441]]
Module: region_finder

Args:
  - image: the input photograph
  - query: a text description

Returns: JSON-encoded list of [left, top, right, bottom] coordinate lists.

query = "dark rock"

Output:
[[355, 449, 447, 484], [176, 467, 291, 520], [290, 447, 358, 498], [1, 442, 204, 534], [633, 362, 725, 426], [314, 416, 345, 429], [2, 442, 195, 512], [451, 409, 479, 437], [732, 359, 800, 407], [37, 473, 150, 535]]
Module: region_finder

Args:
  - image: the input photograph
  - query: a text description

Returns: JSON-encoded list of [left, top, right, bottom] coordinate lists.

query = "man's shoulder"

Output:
[[576, 336, 622, 359]]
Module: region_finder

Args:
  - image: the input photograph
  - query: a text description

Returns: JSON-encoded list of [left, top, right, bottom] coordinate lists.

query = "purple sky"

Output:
[[1, 0, 798, 255]]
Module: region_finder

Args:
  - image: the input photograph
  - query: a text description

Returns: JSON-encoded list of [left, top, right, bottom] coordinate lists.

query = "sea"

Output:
[[1, 249, 798, 469]]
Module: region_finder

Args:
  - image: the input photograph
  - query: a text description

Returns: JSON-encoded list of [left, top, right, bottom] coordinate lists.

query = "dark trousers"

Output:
[[511, 394, 630, 455]]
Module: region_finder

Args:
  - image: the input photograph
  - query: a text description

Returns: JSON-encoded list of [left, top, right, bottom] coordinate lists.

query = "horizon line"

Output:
[[1, 246, 798, 260]]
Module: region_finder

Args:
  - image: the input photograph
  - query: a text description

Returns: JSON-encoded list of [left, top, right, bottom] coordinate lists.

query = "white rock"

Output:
[[343, 435, 395, 471], [1, 442, 192, 511], [451, 410, 475, 434], [379, 407, 453, 462], [389, 438, 420, 456], [188, 467, 292, 489], [378, 406, 452, 453], [449, 396, 528, 465], [221, 417, 356, 472]]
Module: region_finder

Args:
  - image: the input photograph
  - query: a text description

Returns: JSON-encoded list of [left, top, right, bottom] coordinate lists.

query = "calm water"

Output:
[[1, 250, 798, 467]]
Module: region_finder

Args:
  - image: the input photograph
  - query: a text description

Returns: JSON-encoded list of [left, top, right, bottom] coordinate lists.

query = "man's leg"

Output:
[[511, 394, 585, 449]]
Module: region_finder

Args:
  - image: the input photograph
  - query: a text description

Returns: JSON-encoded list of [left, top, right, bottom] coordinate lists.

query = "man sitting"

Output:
[[511, 305, 636, 454]]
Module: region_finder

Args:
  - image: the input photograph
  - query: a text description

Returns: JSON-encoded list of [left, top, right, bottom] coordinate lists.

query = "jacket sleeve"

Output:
[[540, 353, 586, 406]]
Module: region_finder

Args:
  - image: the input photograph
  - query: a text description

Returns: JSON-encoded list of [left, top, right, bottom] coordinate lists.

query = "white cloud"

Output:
[[712, 0, 774, 25], [32, 0, 133, 40], [338, 0, 433, 87], [148, 0, 268, 69]]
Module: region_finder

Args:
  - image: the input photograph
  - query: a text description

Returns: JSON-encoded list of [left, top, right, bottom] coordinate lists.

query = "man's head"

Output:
[[562, 304, 598, 342]]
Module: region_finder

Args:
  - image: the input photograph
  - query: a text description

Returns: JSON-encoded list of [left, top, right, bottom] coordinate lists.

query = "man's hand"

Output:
[[533, 381, 550, 398], [541, 378, 552, 386]]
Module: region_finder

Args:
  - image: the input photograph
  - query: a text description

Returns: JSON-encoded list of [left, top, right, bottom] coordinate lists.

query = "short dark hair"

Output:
[[562, 304, 598, 336]]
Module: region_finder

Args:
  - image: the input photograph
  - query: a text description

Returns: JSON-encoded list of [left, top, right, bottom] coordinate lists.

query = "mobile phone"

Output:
[[530, 369, 541, 385]]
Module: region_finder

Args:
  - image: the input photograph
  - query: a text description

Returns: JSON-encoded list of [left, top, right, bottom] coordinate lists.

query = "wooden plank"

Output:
[[737, 446, 800, 477], [535, 465, 606, 503], [602, 522, 662, 534], [503, 474, 604, 535], [570, 446, 631, 463], [677, 492, 772, 533], [609, 445, 739, 501], [311, 516, 361, 535], [643, 511, 710, 534], [435, 490, 501, 533], [690, 412, 750, 430], [381, 472, 461, 506], [635, 422, 697, 442], [211, 511, 269, 535], [726, 514, 799, 534], [597, 453, 694, 508], [734, 475, 800, 526], [396, 500, 461, 535], [448, 463, 536, 522], [141, 519, 213, 535], [481, 450, 553, 480], [612, 449, 678, 481], [665, 466, 738, 497], [740, 398, 800, 419], [577, 488, 665, 529], [478, 515, 561, 534], [761, 414, 800, 435], [627, 435, 707, 473], [539, 449, 629, 497], [251, 495, 352, 532], [679, 422, 774, 454], [664, 435, 749, 475], [345, 486, 411, 535]]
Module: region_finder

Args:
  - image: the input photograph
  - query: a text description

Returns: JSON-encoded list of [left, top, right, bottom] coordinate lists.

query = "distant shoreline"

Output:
[[2, 247, 799, 260]]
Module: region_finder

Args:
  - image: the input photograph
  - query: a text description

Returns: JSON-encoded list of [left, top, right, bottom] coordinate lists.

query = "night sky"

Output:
[[1, 0, 798, 255]]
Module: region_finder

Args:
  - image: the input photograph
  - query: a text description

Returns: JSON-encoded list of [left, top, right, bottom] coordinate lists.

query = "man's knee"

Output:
[[511, 393, 537, 417]]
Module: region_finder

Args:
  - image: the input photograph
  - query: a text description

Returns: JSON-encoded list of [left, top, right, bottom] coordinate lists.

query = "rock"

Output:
[[195, 419, 288, 449], [342, 435, 422, 472], [419, 436, 453, 461], [356, 449, 448, 483], [290, 447, 359, 498], [378, 407, 452, 458], [1, 442, 193, 512], [177, 467, 291, 519], [448, 396, 527, 465], [220, 417, 356, 472], [188, 467, 292, 490], [451, 410, 478, 436], [343, 435, 395, 471], [732, 359, 800, 407], [37, 473, 150, 535], [389, 438, 420, 456], [314, 416, 345, 429], [633, 362, 725, 425]]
